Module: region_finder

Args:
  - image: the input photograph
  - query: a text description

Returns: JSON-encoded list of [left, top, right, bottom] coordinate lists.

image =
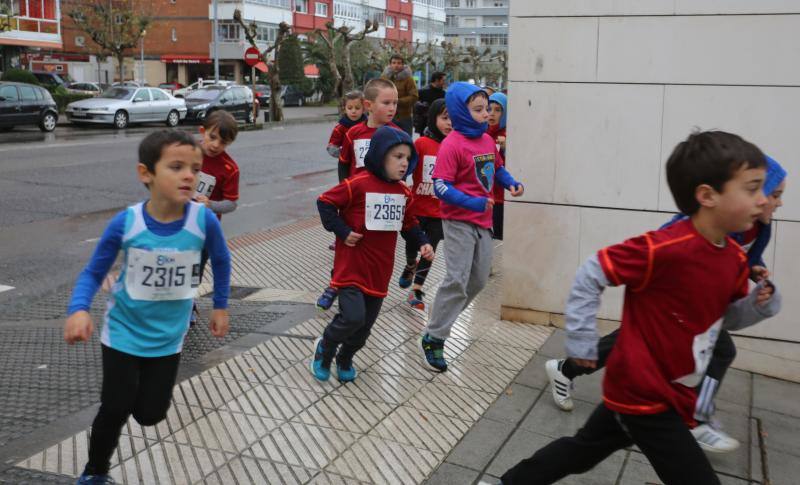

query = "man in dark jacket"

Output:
[[414, 72, 446, 134], [381, 55, 418, 136]]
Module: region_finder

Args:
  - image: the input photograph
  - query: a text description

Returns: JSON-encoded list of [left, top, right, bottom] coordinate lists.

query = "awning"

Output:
[[160, 55, 212, 64], [304, 64, 320, 78], [254, 62, 268, 73]]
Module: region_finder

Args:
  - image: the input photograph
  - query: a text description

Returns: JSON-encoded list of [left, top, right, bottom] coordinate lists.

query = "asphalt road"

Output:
[[0, 120, 339, 309]]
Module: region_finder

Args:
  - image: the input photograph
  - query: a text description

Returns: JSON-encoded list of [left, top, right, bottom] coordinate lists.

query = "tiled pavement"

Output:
[[11, 218, 800, 484]]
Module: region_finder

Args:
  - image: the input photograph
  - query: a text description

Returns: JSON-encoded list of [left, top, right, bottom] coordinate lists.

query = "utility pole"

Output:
[[212, 0, 219, 82], [140, 30, 146, 83]]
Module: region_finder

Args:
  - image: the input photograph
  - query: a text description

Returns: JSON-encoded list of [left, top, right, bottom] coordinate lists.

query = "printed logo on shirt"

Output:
[[195, 171, 217, 199], [474, 153, 495, 192], [354, 139, 370, 168]]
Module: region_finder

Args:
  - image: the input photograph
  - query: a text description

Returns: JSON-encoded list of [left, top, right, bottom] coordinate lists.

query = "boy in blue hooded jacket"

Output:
[[419, 82, 524, 372]]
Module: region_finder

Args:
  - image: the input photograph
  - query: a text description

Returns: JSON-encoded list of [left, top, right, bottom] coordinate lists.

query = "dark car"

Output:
[[184, 85, 255, 123], [252, 84, 270, 108], [0, 81, 59, 132], [252, 84, 306, 107], [32, 71, 74, 89]]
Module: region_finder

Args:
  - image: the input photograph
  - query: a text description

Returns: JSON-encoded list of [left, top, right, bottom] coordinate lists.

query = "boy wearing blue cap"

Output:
[[311, 126, 434, 383], [419, 82, 524, 372]]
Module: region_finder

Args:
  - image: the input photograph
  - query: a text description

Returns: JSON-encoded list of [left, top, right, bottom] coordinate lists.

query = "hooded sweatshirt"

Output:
[[327, 113, 368, 158], [381, 65, 419, 120], [487, 92, 508, 204], [412, 99, 447, 218], [317, 126, 428, 297], [432, 82, 520, 229]]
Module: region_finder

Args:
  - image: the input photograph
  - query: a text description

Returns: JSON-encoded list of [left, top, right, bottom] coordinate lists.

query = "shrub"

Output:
[[52, 93, 93, 113], [1, 68, 39, 85]]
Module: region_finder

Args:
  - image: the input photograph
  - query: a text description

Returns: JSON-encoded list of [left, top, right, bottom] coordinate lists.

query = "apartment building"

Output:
[[0, 0, 62, 74], [444, 0, 508, 52]]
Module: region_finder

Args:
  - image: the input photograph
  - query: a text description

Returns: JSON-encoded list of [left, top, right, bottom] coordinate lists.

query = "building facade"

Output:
[[503, 2, 800, 382], [444, 0, 508, 52], [0, 0, 62, 74]]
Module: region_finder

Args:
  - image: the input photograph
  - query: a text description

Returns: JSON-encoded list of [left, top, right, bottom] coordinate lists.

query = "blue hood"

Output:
[[364, 126, 418, 182], [489, 92, 507, 130], [445, 82, 488, 138], [764, 155, 787, 196]]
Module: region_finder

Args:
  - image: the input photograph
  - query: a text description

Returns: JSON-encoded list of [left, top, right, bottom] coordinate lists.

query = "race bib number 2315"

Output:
[[125, 247, 201, 301]]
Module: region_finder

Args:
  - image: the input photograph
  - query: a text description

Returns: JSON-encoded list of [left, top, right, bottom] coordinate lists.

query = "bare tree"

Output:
[[312, 20, 378, 101], [66, 0, 152, 83], [462, 46, 494, 83], [234, 10, 291, 122], [440, 41, 465, 76]]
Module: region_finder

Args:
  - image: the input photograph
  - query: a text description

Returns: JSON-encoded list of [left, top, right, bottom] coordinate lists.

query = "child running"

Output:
[[419, 82, 524, 372], [65, 130, 231, 485], [311, 126, 433, 382], [500, 131, 781, 485], [192, 110, 240, 325], [544, 155, 787, 453], [327, 91, 367, 160], [317, 79, 402, 311], [487, 92, 507, 239], [398, 98, 451, 311]]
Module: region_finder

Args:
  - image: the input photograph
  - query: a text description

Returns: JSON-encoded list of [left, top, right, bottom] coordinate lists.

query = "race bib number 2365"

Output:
[[365, 193, 406, 231]]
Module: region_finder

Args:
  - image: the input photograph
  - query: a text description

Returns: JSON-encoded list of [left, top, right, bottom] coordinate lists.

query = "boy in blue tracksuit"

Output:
[[65, 130, 231, 485]]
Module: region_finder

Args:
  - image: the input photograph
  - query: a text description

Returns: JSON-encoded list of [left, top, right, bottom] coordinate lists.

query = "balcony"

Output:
[[444, 25, 507, 35], [445, 6, 508, 16], [0, 15, 62, 49]]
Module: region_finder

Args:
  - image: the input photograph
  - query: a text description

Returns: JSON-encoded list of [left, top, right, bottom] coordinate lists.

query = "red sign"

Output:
[[244, 47, 261, 67], [160, 55, 212, 64]]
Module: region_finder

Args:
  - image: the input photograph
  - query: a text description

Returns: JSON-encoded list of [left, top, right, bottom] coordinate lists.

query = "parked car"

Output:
[[252, 84, 307, 108], [32, 71, 74, 89], [0, 81, 59, 132], [158, 82, 183, 94], [111, 81, 147, 88], [66, 82, 109, 96], [173, 79, 235, 98], [252, 84, 270, 108], [65, 87, 187, 129], [184, 85, 255, 123]]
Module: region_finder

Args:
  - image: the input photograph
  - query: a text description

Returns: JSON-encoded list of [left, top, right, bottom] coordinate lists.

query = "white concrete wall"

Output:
[[504, 3, 800, 379]]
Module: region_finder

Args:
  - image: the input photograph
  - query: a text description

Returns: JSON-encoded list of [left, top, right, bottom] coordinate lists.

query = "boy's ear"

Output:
[[362, 99, 373, 112], [137, 163, 155, 186], [695, 184, 718, 208]]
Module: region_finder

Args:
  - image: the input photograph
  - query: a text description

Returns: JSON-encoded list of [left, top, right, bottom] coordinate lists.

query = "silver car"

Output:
[[65, 87, 187, 129]]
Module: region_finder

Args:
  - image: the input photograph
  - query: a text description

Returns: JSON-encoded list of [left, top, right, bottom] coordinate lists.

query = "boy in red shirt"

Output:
[[500, 131, 782, 485], [327, 90, 366, 159], [398, 98, 451, 310], [487, 92, 507, 239], [310, 126, 434, 383], [192, 110, 240, 324], [317, 78, 402, 311]]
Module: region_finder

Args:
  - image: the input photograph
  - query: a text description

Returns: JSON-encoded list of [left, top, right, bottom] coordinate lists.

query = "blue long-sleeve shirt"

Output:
[[433, 166, 520, 212], [68, 203, 231, 315]]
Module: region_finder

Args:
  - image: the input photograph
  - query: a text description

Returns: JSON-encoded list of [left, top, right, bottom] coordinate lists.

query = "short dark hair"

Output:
[[467, 90, 489, 104], [390, 54, 405, 64], [203, 110, 238, 144], [666, 130, 766, 215], [430, 72, 445, 84], [364, 78, 396, 101], [139, 129, 199, 174]]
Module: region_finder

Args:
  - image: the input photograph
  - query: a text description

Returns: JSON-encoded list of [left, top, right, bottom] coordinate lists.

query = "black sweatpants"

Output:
[[404, 216, 444, 287], [560, 329, 737, 421], [321, 287, 384, 363], [84, 345, 181, 475], [492, 203, 504, 240], [501, 404, 720, 485]]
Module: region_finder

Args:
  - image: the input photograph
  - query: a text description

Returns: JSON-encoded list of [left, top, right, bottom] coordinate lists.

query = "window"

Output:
[[400, 18, 408, 30], [114, 13, 124, 24], [0, 85, 19, 102], [19, 86, 37, 101], [295, 0, 308, 13], [386, 16, 395, 28], [465, 0, 475, 6], [314, 2, 328, 17], [133, 89, 151, 102], [171, 28, 177, 42], [464, 37, 476, 46], [150, 89, 169, 101], [217, 22, 241, 42], [256, 23, 279, 43]]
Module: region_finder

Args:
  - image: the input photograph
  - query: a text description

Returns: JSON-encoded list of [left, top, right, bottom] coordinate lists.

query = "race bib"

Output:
[[354, 139, 370, 168], [195, 171, 217, 199], [365, 192, 406, 231], [125, 247, 201, 301], [422, 155, 436, 184], [673, 319, 722, 388]]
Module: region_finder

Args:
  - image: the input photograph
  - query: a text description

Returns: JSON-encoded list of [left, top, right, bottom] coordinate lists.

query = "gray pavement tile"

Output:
[[570, 367, 604, 405], [761, 446, 799, 485], [618, 455, 661, 485], [478, 474, 501, 485], [704, 408, 751, 478], [753, 407, 800, 457], [750, 418, 763, 484], [715, 369, 752, 408], [752, 375, 800, 418], [424, 462, 481, 485], [446, 417, 516, 471], [519, 397, 597, 439], [483, 383, 542, 425], [513, 353, 550, 390], [537, 329, 566, 358]]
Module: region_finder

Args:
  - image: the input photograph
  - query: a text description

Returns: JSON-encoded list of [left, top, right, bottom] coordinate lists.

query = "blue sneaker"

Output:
[[76, 473, 115, 484], [407, 289, 426, 311], [309, 337, 331, 381], [398, 263, 416, 289], [316, 287, 338, 311], [334, 355, 358, 382], [420, 333, 447, 372]]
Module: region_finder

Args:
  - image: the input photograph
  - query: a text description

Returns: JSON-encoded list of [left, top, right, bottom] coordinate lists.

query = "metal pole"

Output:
[[213, 0, 219, 82], [140, 36, 144, 83]]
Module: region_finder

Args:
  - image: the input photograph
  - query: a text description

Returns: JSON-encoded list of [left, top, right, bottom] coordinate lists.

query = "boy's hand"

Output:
[[509, 184, 524, 197], [496, 136, 506, 149], [485, 197, 495, 212], [64, 311, 93, 344], [751, 265, 770, 282], [756, 282, 775, 306], [344, 231, 363, 247], [209, 309, 230, 338], [573, 358, 597, 369], [419, 244, 434, 261], [194, 195, 211, 208]]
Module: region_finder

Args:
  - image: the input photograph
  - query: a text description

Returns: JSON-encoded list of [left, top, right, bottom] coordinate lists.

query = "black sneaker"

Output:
[[398, 263, 417, 289], [420, 333, 447, 372]]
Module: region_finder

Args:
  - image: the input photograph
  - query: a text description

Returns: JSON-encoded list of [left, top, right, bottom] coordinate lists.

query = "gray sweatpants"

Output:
[[426, 219, 493, 340]]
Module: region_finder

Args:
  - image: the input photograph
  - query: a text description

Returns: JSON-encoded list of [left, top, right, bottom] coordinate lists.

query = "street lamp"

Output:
[[140, 29, 147, 84]]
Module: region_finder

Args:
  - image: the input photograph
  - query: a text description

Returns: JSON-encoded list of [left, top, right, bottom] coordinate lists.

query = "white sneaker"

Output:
[[691, 423, 740, 453], [545, 359, 574, 411]]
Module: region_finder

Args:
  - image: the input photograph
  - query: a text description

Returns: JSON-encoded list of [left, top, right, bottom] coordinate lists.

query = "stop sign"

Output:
[[244, 47, 261, 67]]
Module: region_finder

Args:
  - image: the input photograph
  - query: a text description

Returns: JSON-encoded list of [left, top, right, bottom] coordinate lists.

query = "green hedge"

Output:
[[52, 93, 94, 113], [1, 68, 39, 84]]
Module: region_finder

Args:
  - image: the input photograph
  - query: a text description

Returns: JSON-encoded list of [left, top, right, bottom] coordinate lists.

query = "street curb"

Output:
[[55, 113, 338, 129]]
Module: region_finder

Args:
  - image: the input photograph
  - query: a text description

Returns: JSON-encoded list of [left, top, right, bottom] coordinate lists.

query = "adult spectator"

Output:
[[381, 54, 418, 136], [414, 71, 447, 134]]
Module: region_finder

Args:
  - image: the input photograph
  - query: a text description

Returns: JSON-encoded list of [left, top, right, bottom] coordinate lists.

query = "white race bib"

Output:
[[354, 139, 370, 168], [125, 247, 201, 301], [195, 171, 217, 199], [422, 155, 436, 184], [673, 319, 722, 387], [365, 192, 406, 231]]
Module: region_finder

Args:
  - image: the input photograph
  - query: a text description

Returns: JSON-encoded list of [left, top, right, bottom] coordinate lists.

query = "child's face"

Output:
[[344, 98, 364, 121], [436, 109, 453, 136], [468, 96, 490, 125], [139, 143, 203, 205], [711, 166, 768, 233], [758, 180, 786, 224], [488, 103, 503, 126], [365, 87, 398, 125], [199, 126, 230, 158], [384, 144, 411, 181]]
